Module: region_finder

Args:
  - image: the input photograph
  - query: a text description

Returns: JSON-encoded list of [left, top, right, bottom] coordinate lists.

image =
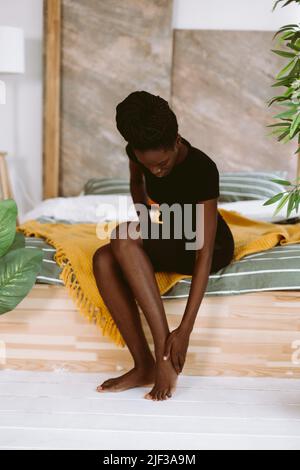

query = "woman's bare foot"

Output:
[[96, 358, 156, 393], [144, 357, 178, 401]]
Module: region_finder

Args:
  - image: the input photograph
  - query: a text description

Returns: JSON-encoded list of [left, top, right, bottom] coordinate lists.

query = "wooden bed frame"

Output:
[[2, 0, 300, 377]]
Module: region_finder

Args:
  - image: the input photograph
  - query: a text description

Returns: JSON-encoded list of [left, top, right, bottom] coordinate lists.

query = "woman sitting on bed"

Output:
[[92, 90, 234, 401]]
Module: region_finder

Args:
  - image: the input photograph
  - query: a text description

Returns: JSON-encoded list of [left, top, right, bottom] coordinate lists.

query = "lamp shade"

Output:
[[0, 26, 25, 74]]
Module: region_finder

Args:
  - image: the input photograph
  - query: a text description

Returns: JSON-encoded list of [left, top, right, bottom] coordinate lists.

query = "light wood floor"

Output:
[[1, 284, 300, 378], [1, 370, 300, 450]]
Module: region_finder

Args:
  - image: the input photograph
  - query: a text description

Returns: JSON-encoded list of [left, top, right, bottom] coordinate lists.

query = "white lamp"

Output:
[[0, 26, 25, 104]]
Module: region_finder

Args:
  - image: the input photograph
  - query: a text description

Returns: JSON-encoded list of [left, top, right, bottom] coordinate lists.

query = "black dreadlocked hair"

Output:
[[116, 90, 178, 152]]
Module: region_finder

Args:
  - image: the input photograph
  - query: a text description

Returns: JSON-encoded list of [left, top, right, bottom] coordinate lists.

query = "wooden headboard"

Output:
[[43, 0, 300, 200]]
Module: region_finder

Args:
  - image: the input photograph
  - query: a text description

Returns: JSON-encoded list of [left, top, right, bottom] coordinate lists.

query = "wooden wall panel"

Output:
[[43, 6, 300, 198], [60, 0, 173, 196], [171, 30, 298, 180]]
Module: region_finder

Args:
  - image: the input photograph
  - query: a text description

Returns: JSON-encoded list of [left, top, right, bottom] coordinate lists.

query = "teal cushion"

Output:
[[83, 171, 289, 202], [83, 178, 130, 195], [219, 171, 288, 202]]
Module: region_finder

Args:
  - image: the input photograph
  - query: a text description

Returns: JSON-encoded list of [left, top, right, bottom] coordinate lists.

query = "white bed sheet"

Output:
[[19, 194, 298, 225]]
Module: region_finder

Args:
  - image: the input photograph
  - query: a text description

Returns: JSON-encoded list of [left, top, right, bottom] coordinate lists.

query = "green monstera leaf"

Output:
[[0, 247, 43, 315], [0, 199, 18, 257], [7, 232, 25, 252]]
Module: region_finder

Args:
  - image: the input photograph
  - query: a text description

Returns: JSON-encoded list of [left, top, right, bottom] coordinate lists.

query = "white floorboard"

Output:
[[1, 370, 300, 450]]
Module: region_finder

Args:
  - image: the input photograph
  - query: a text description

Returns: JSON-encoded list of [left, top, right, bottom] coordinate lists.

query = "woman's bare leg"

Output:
[[92, 243, 155, 392], [109, 221, 178, 401]]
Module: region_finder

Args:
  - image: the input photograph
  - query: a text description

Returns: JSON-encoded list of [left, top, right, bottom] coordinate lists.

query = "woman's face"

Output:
[[133, 137, 180, 178]]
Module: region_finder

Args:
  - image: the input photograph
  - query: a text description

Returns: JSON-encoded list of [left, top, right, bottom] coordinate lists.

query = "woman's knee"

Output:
[[92, 243, 114, 275], [110, 221, 142, 256]]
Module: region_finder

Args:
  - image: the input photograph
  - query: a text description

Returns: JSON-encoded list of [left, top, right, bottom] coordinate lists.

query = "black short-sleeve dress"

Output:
[[125, 137, 235, 275]]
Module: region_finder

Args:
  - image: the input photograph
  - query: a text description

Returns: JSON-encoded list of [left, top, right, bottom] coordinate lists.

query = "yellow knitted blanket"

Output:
[[16, 208, 300, 347]]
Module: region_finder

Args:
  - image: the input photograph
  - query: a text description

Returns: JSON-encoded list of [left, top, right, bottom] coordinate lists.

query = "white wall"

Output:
[[0, 0, 298, 218], [173, 0, 300, 30], [0, 0, 43, 218]]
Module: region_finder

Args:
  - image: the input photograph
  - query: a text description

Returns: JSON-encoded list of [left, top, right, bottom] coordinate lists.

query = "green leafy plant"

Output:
[[266, 0, 300, 218], [273, 0, 300, 10], [0, 199, 43, 315]]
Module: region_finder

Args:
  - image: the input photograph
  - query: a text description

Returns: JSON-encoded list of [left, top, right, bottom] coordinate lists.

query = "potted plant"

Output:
[[265, 0, 300, 218], [0, 199, 43, 315]]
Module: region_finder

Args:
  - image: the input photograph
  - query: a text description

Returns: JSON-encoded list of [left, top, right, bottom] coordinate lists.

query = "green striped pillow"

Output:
[[83, 172, 288, 201], [219, 171, 288, 202], [83, 178, 130, 195]]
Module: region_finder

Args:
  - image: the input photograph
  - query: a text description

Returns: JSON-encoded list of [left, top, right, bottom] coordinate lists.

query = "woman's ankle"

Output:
[[134, 353, 155, 370]]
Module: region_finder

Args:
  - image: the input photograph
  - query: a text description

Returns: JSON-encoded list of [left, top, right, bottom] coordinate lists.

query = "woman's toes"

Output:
[[144, 387, 172, 401], [97, 382, 106, 391], [149, 387, 157, 399], [97, 378, 113, 391], [99, 380, 109, 389]]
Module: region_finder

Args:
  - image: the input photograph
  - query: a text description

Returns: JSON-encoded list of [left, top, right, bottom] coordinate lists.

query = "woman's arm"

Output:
[[180, 198, 218, 333], [128, 160, 153, 228], [129, 160, 148, 206], [163, 198, 218, 373]]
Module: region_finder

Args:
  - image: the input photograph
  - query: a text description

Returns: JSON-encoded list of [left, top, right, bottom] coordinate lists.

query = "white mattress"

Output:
[[19, 194, 298, 225]]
